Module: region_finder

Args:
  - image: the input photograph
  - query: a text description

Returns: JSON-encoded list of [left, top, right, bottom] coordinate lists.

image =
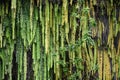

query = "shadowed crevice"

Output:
[[27, 49, 34, 80]]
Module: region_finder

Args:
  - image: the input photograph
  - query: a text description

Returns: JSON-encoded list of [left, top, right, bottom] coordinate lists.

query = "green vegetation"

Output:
[[0, 0, 120, 80]]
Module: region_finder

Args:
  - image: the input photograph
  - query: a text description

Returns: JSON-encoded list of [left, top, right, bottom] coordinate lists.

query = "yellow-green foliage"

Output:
[[0, 0, 120, 80]]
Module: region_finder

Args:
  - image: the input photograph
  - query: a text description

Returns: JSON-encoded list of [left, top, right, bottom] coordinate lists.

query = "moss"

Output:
[[0, 0, 120, 80]]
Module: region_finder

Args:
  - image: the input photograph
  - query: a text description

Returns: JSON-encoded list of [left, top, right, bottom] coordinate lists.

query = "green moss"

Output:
[[0, 0, 120, 80]]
